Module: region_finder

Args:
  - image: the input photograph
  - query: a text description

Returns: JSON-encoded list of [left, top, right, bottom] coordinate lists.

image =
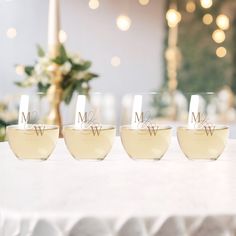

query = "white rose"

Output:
[[76, 71, 87, 80], [81, 82, 88, 89], [39, 57, 50, 66], [39, 76, 49, 85], [28, 76, 37, 85], [35, 63, 43, 75], [71, 54, 81, 64], [60, 62, 72, 75], [47, 64, 57, 72]]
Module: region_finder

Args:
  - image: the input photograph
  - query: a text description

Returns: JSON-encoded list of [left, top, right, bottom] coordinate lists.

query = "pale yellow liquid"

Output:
[[177, 126, 229, 160], [120, 126, 172, 160], [7, 125, 59, 160], [63, 125, 116, 160]]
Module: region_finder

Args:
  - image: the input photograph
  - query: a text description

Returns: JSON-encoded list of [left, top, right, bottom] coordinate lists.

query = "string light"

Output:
[[200, 0, 213, 9], [6, 27, 17, 39], [139, 0, 150, 6], [216, 14, 230, 30], [216, 47, 227, 58], [202, 14, 213, 25], [116, 15, 131, 31], [212, 29, 226, 43], [88, 0, 99, 10], [111, 56, 121, 67], [166, 9, 181, 28], [186, 1, 196, 13], [59, 30, 68, 43]]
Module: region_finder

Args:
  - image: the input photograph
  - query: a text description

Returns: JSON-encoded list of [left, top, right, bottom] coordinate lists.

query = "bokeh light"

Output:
[[202, 14, 213, 25], [88, 0, 99, 10], [15, 65, 25, 75], [212, 29, 226, 44], [6, 27, 17, 39], [166, 9, 181, 28], [216, 14, 230, 30], [111, 56, 121, 67], [59, 30, 68, 43], [138, 0, 150, 6], [216, 47, 227, 58], [116, 15, 131, 31], [186, 1, 196, 13], [200, 0, 213, 9]]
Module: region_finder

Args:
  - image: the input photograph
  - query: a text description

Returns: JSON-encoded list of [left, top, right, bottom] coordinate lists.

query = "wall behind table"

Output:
[[0, 0, 165, 123]]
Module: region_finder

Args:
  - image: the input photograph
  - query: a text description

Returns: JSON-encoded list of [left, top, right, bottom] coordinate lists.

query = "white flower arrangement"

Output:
[[16, 45, 98, 104]]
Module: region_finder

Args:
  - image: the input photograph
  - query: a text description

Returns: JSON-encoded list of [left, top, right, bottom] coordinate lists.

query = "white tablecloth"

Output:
[[1, 137, 236, 236]]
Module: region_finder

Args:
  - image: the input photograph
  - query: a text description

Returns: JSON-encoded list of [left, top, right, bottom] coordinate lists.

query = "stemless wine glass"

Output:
[[177, 92, 229, 160], [63, 93, 116, 160], [120, 92, 172, 160], [6, 94, 59, 160]]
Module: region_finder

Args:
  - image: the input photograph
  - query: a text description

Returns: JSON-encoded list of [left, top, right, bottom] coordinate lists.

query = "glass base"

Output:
[[185, 156, 219, 161], [16, 157, 49, 161], [71, 153, 108, 161], [127, 153, 164, 161], [72, 158, 106, 161]]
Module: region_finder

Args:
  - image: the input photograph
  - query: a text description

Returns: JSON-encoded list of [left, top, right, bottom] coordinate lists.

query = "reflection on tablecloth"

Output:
[[0, 215, 235, 236]]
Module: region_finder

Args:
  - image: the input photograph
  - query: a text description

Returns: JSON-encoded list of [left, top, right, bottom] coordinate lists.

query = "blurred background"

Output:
[[0, 0, 236, 139]]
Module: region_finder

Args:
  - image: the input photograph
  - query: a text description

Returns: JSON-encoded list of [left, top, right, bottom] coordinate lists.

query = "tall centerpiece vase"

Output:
[[46, 65, 63, 136], [47, 0, 62, 135]]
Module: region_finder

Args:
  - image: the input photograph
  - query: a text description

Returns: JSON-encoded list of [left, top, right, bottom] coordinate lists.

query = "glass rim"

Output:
[[63, 124, 116, 129], [120, 125, 172, 130], [6, 124, 59, 129], [177, 125, 229, 130]]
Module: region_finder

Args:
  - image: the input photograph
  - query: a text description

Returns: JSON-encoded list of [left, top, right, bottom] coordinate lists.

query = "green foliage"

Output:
[[52, 45, 68, 65], [231, 16, 236, 93], [37, 82, 50, 94], [37, 45, 45, 57], [165, 0, 234, 94], [24, 66, 34, 76], [0, 119, 17, 141]]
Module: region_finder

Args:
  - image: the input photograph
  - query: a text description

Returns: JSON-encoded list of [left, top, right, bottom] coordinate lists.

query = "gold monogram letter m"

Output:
[[21, 112, 31, 123], [135, 112, 144, 123], [78, 112, 88, 123], [191, 112, 201, 123]]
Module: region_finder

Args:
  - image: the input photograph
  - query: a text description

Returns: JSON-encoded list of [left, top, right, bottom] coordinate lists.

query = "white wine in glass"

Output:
[[177, 126, 229, 160], [120, 125, 172, 160], [63, 125, 116, 160], [7, 125, 59, 160]]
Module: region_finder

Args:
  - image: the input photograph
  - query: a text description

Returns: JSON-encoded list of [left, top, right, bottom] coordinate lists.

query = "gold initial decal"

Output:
[[135, 112, 144, 123], [147, 125, 159, 136], [78, 112, 88, 123], [21, 112, 31, 123], [204, 125, 215, 136], [34, 125, 45, 136], [91, 125, 102, 136], [191, 112, 201, 123]]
